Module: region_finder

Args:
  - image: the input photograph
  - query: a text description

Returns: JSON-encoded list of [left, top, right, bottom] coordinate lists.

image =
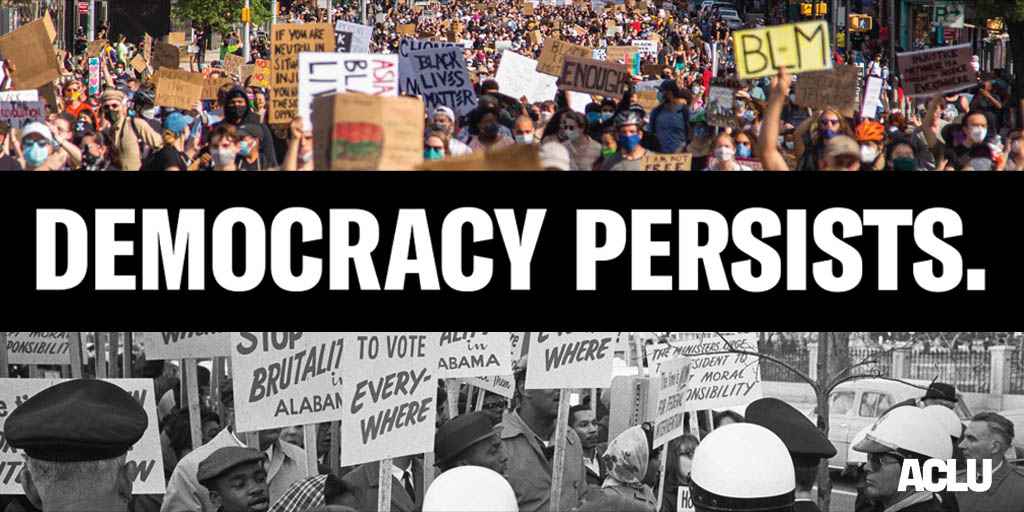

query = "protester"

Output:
[[579, 425, 657, 512], [99, 89, 162, 170], [19, 122, 64, 171], [341, 456, 423, 512], [956, 412, 1024, 511], [568, 404, 605, 487], [197, 447, 270, 512], [268, 474, 361, 512], [660, 435, 699, 512], [435, 411, 509, 475], [599, 111, 649, 171]]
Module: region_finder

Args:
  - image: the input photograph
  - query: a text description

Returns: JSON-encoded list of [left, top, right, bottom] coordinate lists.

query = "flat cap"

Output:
[[922, 382, 957, 402], [435, 412, 496, 465], [198, 447, 266, 488], [6, 379, 147, 462], [746, 398, 836, 461]]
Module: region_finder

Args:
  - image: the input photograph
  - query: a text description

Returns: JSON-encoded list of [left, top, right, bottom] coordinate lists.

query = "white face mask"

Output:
[[562, 128, 579, 142], [713, 146, 734, 162], [968, 126, 987, 143], [540, 111, 553, 123], [211, 148, 237, 167], [298, 150, 313, 165], [515, 133, 535, 144], [860, 145, 878, 164]]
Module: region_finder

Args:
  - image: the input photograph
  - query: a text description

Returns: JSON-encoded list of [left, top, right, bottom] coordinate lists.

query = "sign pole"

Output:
[[94, 332, 107, 378], [548, 388, 570, 512], [303, 424, 318, 477], [108, 331, 120, 378], [423, 452, 436, 490], [475, 385, 486, 411], [122, 332, 132, 377], [329, 421, 341, 475], [184, 358, 203, 450], [446, 379, 459, 419], [377, 458, 393, 512], [0, 332, 8, 378], [655, 448, 668, 510], [69, 332, 84, 378]]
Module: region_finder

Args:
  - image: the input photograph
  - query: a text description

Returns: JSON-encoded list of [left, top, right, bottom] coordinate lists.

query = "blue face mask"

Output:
[[618, 133, 641, 152], [737, 144, 752, 158], [822, 128, 837, 140], [587, 112, 601, 124], [24, 142, 49, 167], [600, 112, 613, 122], [238, 140, 253, 157], [424, 148, 444, 160]]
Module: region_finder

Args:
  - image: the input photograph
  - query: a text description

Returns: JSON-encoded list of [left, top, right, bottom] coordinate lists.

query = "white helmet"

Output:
[[854, 406, 952, 460], [690, 423, 795, 511], [422, 466, 518, 512], [922, 405, 964, 439]]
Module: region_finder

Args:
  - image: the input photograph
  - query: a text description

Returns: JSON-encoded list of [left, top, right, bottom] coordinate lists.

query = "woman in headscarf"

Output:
[[578, 425, 657, 512]]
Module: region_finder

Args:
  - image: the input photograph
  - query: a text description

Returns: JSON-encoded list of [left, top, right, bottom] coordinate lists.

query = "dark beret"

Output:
[[745, 397, 837, 460], [6, 379, 147, 462], [198, 447, 265, 488]]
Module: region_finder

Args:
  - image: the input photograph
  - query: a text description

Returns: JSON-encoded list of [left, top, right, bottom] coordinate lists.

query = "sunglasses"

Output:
[[866, 452, 904, 469], [23, 139, 49, 148], [821, 119, 840, 126]]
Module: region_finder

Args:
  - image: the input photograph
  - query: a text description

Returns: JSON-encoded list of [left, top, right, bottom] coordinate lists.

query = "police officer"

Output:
[[6, 379, 148, 512], [689, 423, 796, 512], [746, 398, 837, 512]]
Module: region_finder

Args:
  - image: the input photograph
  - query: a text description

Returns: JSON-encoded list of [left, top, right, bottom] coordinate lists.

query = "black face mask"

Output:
[[225, 104, 248, 122]]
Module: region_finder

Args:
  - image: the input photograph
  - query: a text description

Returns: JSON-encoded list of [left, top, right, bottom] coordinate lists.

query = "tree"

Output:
[[172, 0, 273, 36], [975, 1, 1024, 100]]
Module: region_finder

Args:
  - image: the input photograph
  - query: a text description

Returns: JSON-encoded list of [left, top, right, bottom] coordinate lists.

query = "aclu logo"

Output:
[[899, 459, 992, 492]]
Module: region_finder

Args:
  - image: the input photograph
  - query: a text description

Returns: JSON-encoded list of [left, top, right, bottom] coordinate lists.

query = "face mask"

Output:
[[968, 157, 993, 171], [587, 112, 601, 124], [23, 143, 49, 167], [736, 143, 752, 159], [788, 94, 796, 103], [601, 147, 617, 158], [859, 145, 879, 164], [892, 157, 916, 171], [239, 140, 253, 157], [600, 112, 613, 122], [141, 108, 157, 119], [742, 110, 755, 122], [299, 150, 313, 164], [540, 111, 553, 123], [691, 86, 702, 96], [618, 133, 641, 152], [211, 148, 237, 167], [424, 148, 444, 160], [821, 128, 837, 140], [968, 126, 987, 143], [515, 133, 536, 144], [225, 105, 248, 122], [104, 108, 121, 125], [562, 128, 579, 142], [713, 146, 734, 162]]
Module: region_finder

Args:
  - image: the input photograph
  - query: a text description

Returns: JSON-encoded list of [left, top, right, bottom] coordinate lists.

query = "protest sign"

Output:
[[436, 332, 513, 378], [642, 152, 692, 171], [311, 93, 424, 170], [154, 69, 204, 110], [398, 24, 417, 36], [5, 332, 71, 365], [706, 86, 738, 128], [524, 2, 535, 14], [230, 332, 346, 432], [528, 30, 542, 46], [0, 101, 44, 130], [494, 51, 558, 104], [151, 41, 181, 71], [224, 53, 245, 76], [85, 38, 107, 58], [143, 33, 153, 63], [136, 332, 231, 360], [88, 57, 101, 96], [0, 90, 38, 102], [635, 90, 659, 111], [297, 52, 398, 129], [733, 21, 831, 79], [537, 38, 593, 76], [525, 332, 622, 389], [897, 44, 974, 97], [405, 45, 477, 118], [416, 143, 541, 170], [633, 39, 658, 58], [795, 65, 860, 116], [251, 58, 271, 87], [678, 487, 695, 512], [653, 356, 690, 447], [0, 378, 165, 494], [606, 45, 638, 64], [201, 76, 232, 101], [130, 54, 148, 75], [269, 23, 335, 125], [648, 332, 763, 411], [592, 48, 607, 61], [495, 40, 513, 52], [861, 76, 884, 119], [340, 333, 438, 466], [240, 64, 256, 83], [0, 16, 63, 90], [335, 20, 373, 53], [641, 63, 663, 77], [462, 374, 515, 398], [557, 56, 630, 97], [166, 32, 186, 47], [398, 38, 460, 92]]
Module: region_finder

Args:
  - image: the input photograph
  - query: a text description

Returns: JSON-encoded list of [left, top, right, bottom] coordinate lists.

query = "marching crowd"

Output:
[[2, 348, 1023, 512], [1, 0, 1020, 171]]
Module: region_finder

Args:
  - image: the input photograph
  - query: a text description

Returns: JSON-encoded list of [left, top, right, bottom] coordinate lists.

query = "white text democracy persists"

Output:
[[34, 207, 984, 293]]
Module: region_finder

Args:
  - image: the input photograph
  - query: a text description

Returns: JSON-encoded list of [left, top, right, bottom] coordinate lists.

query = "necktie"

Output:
[[402, 469, 416, 503]]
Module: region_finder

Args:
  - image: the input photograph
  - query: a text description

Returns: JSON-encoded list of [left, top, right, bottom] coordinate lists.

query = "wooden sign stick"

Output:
[[445, 379, 459, 419], [184, 358, 203, 450], [475, 385, 486, 411], [423, 452, 436, 490], [212, 356, 225, 421], [303, 424, 318, 477], [377, 458, 394, 512], [590, 388, 598, 414], [549, 388, 570, 512], [69, 332, 84, 378], [0, 332, 8, 378], [122, 332, 133, 377], [329, 421, 341, 475], [95, 332, 107, 378], [107, 332, 120, 378], [656, 449, 668, 510]]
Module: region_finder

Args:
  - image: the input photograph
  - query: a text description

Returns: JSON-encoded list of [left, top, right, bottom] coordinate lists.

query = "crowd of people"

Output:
[[2, 344, 1023, 512], [2, 0, 1019, 171]]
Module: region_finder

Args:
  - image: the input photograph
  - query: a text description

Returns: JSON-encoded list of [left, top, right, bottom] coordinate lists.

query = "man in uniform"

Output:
[[956, 412, 1024, 512], [197, 447, 270, 512], [6, 379, 148, 512], [434, 411, 509, 475], [689, 423, 796, 512], [746, 397, 837, 512]]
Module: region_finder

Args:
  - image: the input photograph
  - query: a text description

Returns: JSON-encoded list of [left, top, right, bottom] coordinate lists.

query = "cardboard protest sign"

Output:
[[436, 332, 513, 378], [635, 90, 659, 111], [85, 38, 107, 58], [398, 24, 417, 36], [648, 332, 763, 411], [606, 45, 638, 64], [4, 332, 71, 365], [0, 378, 165, 494], [0, 101, 45, 130], [201, 76, 232, 101], [415, 143, 542, 170], [166, 32, 187, 47], [0, 16, 63, 90], [297, 52, 398, 129], [240, 64, 256, 83], [136, 332, 231, 360], [0, 90, 38, 102], [524, 2, 534, 14], [861, 76, 884, 119], [642, 152, 692, 171], [130, 54, 148, 74], [653, 356, 690, 447], [678, 487, 695, 512], [269, 23, 336, 125], [42, 12, 56, 43], [494, 51, 559, 104], [311, 93, 424, 170], [405, 45, 477, 118], [557, 56, 630, 97], [251, 58, 271, 87], [224, 53, 245, 77], [733, 21, 831, 79], [592, 48, 607, 61], [340, 333, 438, 466], [525, 332, 622, 389], [537, 38, 593, 76], [897, 44, 975, 97], [335, 20, 373, 53], [397, 38, 461, 94], [230, 332, 346, 432], [151, 41, 181, 71], [795, 65, 860, 116], [706, 86, 738, 128], [633, 39, 658, 58], [154, 69, 204, 110]]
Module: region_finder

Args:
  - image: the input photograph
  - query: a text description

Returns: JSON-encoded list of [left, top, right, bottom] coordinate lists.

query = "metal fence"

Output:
[[906, 350, 991, 394], [759, 347, 808, 383], [847, 348, 893, 377]]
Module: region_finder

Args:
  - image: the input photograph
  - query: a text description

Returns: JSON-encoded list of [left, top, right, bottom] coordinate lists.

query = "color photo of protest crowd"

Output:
[[0, 0, 1019, 170]]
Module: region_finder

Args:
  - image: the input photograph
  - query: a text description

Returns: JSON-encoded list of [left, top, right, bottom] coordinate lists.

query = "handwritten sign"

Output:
[[224, 53, 245, 77], [606, 45, 638, 65], [85, 38, 107, 58], [398, 38, 460, 95], [706, 86, 738, 128], [436, 332, 513, 378], [861, 76, 884, 119], [5, 332, 70, 365], [733, 21, 831, 79], [537, 38, 592, 76], [795, 65, 860, 116], [557, 56, 630, 97], [648, 332, 763, 411], [406, 45, 477, 118], [398, 24, 417, 36], [633, 39, 658, 59], [0, 90, 38, 102], [311, 93, 424, 170], [0, 378, 165, 494], [494, 50, 558, 104], [136, 332, 231, 360], [0, 16, 62, 89], [525, 332, 622, 389], [335, 21, 373, 53], [166, 32, 186, 47], [269, 23, 335, 124], [154, 69, 204, 110], [88, 57, 101, 96], [230, 332, 346, 432], [340, 333, 438, 466], [653, 357, 690, 447], [250, 58, 270, 88], [151, 41, 181, 71], [897, 44, 975, 97], [642, 152, 692, 171], [298, 52, 398, 130], [0, 101, 45, 130], [130, 54, 148, 74]]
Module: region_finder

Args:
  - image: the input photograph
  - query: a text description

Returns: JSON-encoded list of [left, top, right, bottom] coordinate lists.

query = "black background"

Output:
[[1, 172, 1019, 331]]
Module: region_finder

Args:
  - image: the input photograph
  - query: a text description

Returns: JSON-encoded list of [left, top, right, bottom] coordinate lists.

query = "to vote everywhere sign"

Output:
[[648, 332, 762, 411], [135, 332, 231, 360], [230, 332, 345, 432], [340, 333, 438, 466], [5, 332, 70, 365], [0, 378, 165, 494], [526, 332, 622, 389], [437, 332, 513, 378]]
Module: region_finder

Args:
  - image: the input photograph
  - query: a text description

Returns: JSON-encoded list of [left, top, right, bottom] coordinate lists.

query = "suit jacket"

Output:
[[342, 459, 424, 512], [955, 460, 1024, 512], [793, 500, 821, 512], [583, 443, 608, 488]]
